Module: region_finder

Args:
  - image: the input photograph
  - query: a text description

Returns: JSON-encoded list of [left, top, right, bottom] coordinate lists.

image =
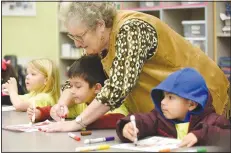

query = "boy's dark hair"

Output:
[[67, 55, 107, 88]]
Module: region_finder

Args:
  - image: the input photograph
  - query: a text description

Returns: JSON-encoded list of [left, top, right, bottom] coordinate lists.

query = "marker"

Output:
[[68, 132, 81, 141], [81, 131, 92, 136], [2, 88, 9, 95], [75, 144, 110, 152], [84, 136, 115, 144], [159, 148, 171, 152], [186, 148, 207, 152], [60, 106, 65, 121], [29, 100, 36, 126], [130, 115, 138, 146]]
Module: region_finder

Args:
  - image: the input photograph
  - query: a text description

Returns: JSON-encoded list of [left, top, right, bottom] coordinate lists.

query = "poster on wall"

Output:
[[2, 1, 36, 16]]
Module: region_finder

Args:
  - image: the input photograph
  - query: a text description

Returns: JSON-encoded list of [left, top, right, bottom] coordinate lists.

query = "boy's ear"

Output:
[[94, 83, 102, 94], [188, 101, 198, 111]]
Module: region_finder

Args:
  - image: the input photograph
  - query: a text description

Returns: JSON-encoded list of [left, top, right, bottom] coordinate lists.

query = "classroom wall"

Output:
[[2, 2, 59, 66]]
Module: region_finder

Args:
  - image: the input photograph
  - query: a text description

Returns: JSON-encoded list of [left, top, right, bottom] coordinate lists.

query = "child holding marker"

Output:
[[28, 55, 128, 130], [116, 68, 230, 147], [2, 58, 60, 113]]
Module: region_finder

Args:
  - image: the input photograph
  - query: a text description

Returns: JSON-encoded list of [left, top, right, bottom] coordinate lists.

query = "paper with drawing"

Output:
[[111, 136, 181, 152], [2, 120, 52, 132], [2, 106, 16, 111]]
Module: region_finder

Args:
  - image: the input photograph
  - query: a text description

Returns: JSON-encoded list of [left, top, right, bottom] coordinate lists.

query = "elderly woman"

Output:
[[42, 2, 229, 132]]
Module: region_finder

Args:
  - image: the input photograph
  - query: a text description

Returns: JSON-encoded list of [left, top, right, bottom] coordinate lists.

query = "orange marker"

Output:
[[159, 148, 171, 152], [68, 132, 81, 141]]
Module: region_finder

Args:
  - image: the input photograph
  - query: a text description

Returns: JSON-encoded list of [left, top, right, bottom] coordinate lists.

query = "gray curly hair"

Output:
[[59, 2, 117, 29]]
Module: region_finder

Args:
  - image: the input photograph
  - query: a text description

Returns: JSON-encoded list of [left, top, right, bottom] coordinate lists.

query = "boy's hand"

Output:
[[122, 122, 139, 142], [3, 77, 18, 94], [178, 133, 198, 147], [27, 106, 41, 122], [50, 104, 68, 121]]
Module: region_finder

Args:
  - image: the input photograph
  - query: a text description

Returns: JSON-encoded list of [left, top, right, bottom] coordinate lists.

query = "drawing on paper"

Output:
[[2, 120, 51, 132], [111, 136, 181, 152]]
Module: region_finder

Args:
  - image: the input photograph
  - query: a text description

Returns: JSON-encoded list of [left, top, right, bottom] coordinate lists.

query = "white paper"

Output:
[[111, 136, 181, 152], [2, 120, 52, 132], [2, 106, 16, 111]]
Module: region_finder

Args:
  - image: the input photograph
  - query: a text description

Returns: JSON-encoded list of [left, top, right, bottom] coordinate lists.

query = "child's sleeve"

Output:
[[191, 113, 231, 145], [36, 106, 52, 122], [67, 103, 87, 119], [86, 103, 129, 129], [116, 109, 158, 142], [87, 113, 125, 130], [32, 93, 55, 107]]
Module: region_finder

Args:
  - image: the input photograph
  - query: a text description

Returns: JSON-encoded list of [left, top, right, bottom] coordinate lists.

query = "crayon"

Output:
[[130, 115, 138, 146], [81, 131, 92, 136]]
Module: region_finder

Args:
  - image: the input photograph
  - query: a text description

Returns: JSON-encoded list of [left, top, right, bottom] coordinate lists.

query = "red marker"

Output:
[[68, 132, 81, 141]]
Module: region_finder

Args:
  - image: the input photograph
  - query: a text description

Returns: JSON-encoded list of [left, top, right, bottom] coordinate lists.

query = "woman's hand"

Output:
[[122, 122, 139, 142], [178, 133, 198, 147], [3, 77, 18, 95], [38, 120, 80, 132], [50, 104, 69, 121], [27, 105, 41, 122]]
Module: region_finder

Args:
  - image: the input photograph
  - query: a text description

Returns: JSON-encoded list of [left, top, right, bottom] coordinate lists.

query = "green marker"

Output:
[[187, 148, 207, 152]]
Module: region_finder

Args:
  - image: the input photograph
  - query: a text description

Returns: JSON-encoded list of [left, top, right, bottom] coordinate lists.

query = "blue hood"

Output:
[[151, 68, 209, 122]]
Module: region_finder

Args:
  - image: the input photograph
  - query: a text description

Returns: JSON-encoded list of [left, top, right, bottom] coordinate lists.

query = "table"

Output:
[[1, 110, 223, 152]]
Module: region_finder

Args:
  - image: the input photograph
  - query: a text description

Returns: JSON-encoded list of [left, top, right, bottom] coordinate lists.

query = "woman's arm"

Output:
[[79, 98, 110, 127], [43, 19, 158, 131]]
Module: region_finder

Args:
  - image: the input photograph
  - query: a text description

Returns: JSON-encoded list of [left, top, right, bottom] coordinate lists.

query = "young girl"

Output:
[[2, 58, 60, 111]]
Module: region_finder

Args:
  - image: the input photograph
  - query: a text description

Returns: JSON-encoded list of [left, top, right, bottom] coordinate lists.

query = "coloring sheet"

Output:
[[111, 136, 181, 152], [2, 120, 52, 132], [2, 106, 16, 111]]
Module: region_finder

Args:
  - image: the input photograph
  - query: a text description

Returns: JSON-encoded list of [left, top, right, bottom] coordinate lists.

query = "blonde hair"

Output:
[[59, 2, 117, 28], [27, 58, 60, 102]]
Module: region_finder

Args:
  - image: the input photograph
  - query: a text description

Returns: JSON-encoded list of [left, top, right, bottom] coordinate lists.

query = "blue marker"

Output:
[[84, 136, 115, 144]]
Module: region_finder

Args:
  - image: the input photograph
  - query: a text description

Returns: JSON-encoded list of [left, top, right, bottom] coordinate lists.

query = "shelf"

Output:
[[185, 37, 206, 41], [217, 33, 231, 37], [122, 2, 208, 11], [123, 6, 161, 12], [60, 56, 80, 60], [161, 2, 208, 10]]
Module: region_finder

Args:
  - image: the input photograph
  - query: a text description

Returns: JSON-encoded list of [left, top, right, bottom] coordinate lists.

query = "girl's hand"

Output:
[[4, 77, 18, 94], [50, 104, 68, 121], [27, 105, 41, 121], [178, 133, 198, 147], [122, 122, 139, 142]]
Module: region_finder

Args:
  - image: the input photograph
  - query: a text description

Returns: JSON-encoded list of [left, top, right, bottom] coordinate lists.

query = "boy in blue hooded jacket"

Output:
[[116, 68, 230, 147]]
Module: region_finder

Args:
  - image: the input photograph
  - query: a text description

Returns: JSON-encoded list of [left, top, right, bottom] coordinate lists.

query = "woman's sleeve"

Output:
[[61, 80, 71, 91], [96, 19, 158, 110]]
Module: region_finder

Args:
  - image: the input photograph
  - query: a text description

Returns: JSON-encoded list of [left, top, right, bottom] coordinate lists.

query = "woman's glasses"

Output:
[[67, 28, 90, 42]]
